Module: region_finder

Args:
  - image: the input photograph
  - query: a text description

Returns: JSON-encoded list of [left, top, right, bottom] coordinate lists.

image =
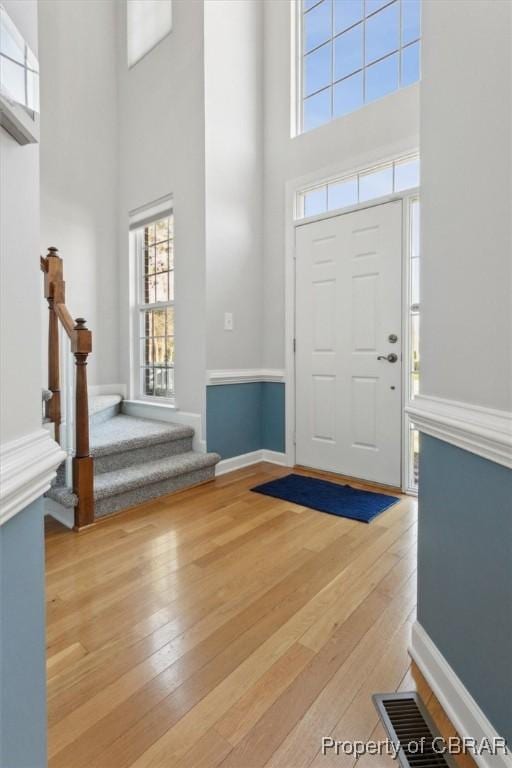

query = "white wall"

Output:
[[117, 0, 207, 416], [0, 0, 41, 445], [38, 0, 120, 387], [420, 0, 512, 412], [204, 0, 264, 371], [262, 0, 420, 369]]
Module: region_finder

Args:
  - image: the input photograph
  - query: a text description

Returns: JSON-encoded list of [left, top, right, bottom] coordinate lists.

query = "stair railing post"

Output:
[[44, 247, 64, 444], [71, 317, 94, 528]]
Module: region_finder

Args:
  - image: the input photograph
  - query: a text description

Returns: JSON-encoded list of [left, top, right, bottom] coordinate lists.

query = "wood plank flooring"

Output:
[[45, 462, 470, 768]]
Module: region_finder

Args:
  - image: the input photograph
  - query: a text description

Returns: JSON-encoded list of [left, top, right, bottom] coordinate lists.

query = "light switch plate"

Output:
[[224, 312, 234, 331]]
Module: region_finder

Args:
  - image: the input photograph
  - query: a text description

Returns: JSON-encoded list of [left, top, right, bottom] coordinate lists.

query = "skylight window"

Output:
[[300, 0, 421, 133]]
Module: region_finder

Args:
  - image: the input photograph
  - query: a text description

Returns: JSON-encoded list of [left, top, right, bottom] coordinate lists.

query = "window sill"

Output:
[[124, 398, 178, 411]]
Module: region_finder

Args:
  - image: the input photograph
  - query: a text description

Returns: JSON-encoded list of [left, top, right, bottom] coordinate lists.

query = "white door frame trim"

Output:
[[285, 182, 420, 490]]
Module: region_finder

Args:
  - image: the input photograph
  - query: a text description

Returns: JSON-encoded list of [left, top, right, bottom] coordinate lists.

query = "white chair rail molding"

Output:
[[405, 395, 512, 470]]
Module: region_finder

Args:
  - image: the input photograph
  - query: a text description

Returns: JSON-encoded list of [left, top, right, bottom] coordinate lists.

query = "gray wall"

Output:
[[418, 0, 512, 742], [420, 0, 512, 411], [0, 500, 47, 768], [418, 436, 512, 742], [39, 0, 120, 387]]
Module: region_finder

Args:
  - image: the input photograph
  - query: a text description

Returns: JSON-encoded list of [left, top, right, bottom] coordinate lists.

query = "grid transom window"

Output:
[[297, 154, 419, 218], [300, 0, 421, 133], [135, 213, 175, 399]]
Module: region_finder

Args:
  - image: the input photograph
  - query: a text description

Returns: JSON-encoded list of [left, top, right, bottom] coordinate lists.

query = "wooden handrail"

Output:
[[41, 247, 94, 529]]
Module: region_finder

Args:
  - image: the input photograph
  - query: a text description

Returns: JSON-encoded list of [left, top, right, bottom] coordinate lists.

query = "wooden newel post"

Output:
[[45, 247, 64, 444], [72, 317, 94, 528]]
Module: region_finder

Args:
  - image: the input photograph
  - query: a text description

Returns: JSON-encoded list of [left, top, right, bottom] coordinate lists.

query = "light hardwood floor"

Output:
[[45, 462, 471, 768]]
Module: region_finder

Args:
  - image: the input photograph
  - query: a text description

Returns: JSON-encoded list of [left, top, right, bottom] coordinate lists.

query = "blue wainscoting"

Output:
[[206, 382, 285, 459], [261, 382, 285, 453], [418, 435, 512, 743], [0, 498, 47, 768]]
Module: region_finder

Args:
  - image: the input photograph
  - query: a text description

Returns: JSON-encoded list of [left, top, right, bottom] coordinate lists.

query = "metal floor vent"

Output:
[[373, 692, 457, 768]]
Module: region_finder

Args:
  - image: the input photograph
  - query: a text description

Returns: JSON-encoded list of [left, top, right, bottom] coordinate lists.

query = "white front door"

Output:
[[295, 200, 402, 487]]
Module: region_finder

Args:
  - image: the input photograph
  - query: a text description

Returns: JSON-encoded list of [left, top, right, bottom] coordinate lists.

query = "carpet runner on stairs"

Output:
[[46, 395, 220, 519]]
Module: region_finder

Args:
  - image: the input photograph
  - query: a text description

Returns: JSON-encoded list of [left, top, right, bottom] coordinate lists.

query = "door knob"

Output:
[[377, 353, 398, 363]]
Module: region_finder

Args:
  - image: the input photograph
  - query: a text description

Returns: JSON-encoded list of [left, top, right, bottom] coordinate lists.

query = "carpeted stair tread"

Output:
[[90, 394, 122, 416], [93, 451, 220, 500], [90, 414, 194, 457], [46, 485, 78, 509]]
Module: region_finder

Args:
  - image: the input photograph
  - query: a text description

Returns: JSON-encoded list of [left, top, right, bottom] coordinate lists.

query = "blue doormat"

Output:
[[251, 473, 399, 523]]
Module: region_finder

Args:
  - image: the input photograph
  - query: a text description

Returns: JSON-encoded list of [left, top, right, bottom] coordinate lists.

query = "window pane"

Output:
[[166, 307, 175, 335], [303, 186, 328, 216], [143, 367, 154, 396], [395, 157, 420, 191], [334, 0, 362, 34], [144, 274, 156, 303], [146, 223, 156, 246], [152, 308, 166, 335], [304, 0, 320, 10], [334, 24, 362, 81], [0, 13, 25, 64], [303, 87, 331, 131], [359, 165, 393, 201], [401, 40, 420, 86], [410, 198, 420, 258], [365, 2, 399, 64], [333, 70, 363, 117], [304, 0, 332, 52], [155, 272, 168, 303], [328, 177, 358, 209], [365, 52, 399, 101], [155, 242, 168, 272], [402, 0, 420, 44], [145, 245, 155, 275], [168, 270, 175, 301], [304, 42, 332, 96], [166, 337, 175, 364], [0, 57, 25, 105], [153, 337, 166, 364], [155, 217, 169, 242], [141, 337, 153, 365], [365, 0, 389, 14], [411, 258, 419, 306], [153, 367, 173, 397]]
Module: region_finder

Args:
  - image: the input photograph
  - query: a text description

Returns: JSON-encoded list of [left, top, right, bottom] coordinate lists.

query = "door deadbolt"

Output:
[[388, 333, 398, 343], [377, 353, 398, 363]]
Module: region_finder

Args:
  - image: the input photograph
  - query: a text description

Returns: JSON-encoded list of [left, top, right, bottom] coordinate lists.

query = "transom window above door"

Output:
[[300, 0, 421, 133]]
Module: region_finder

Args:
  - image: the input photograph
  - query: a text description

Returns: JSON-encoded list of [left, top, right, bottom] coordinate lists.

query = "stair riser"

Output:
[[90, 404, 121, 427], [93, 437, 194, 474], [94, 466, 215, 517]]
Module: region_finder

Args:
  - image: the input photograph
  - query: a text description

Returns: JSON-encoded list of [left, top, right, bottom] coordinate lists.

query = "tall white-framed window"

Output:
[[131, 203, 175, 401], [298, 0, 421, 134]]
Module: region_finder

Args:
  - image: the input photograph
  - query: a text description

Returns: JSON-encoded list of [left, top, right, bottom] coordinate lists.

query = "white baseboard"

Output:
[[410, 622, 512, 768], [122, 400, 204, 452], [0, 430, 66, 526], [215, 449, 288, 476]]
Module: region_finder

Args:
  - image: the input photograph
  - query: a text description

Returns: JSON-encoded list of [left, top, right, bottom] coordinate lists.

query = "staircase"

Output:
[[47, 394, 220, 520], [41, 247, 219, 529]]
